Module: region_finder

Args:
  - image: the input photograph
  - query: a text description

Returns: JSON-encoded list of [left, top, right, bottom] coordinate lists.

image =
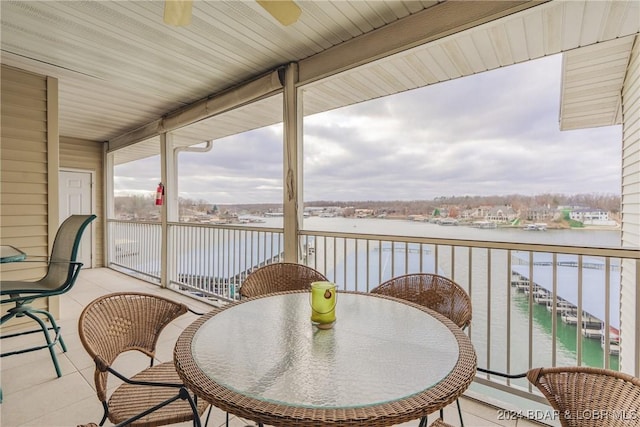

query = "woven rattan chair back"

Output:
[[371, 273, 472, 329], [528, 366, 640, 427], [79, 292, 188, 403], [240, 262, 328, 298], [373, 273, 472, 427]]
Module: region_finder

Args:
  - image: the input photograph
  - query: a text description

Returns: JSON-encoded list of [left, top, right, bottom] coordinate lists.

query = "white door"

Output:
[[59, 170, 93, 268]]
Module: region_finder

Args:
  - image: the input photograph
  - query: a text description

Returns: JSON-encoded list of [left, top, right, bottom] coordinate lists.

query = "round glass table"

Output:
[[174, 290, 477, 426]]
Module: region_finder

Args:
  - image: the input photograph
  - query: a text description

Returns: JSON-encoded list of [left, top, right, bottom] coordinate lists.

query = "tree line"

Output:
[[115, 193, 620, 217]]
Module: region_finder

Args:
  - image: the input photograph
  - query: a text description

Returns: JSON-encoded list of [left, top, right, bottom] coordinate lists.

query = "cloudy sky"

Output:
[[115, 53, 622, 205]]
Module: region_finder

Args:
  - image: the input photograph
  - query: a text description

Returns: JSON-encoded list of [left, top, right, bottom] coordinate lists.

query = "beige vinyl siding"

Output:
[[1, 65, 56, 326], [0, 65, 50, 280], [60, 137, 105, 267], [620, 36, 640, 377]]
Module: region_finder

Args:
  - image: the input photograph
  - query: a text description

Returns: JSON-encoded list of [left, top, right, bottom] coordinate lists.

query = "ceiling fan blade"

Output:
[[164, 0, 192, 26], [256, 0, 301, 26]]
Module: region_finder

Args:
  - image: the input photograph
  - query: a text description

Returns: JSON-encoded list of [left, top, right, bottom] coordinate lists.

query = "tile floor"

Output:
[[1, 268, 547, 427]]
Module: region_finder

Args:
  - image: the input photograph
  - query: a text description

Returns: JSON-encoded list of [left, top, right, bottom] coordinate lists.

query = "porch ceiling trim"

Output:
[[107, 68, 284, 152]]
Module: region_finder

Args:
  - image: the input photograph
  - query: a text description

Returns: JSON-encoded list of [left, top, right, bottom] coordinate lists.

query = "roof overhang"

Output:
[[559, 35, 636, 131]]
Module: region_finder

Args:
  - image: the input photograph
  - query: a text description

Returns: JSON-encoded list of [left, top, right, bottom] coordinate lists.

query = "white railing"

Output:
[[300, 229, 638, 405], [168, 222, 284, 301], [108, 220, 284, 301], [109, 220, 162, 283], [107, 219, 638, 406]]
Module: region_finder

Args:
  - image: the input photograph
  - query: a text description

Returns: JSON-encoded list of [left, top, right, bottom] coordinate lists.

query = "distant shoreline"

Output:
[[372, 215, 621, 231]]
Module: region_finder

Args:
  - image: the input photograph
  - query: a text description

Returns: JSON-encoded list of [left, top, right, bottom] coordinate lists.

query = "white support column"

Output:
[[283, 63, 302, 263], [105, 148, 115, 266], [160, 133, 169, 288]]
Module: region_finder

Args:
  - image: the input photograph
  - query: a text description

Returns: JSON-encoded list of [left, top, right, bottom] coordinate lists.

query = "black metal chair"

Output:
[[1, 214, 96, 377]]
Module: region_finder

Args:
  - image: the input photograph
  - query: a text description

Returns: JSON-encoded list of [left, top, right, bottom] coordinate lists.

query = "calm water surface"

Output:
[[300, 216, 621, 247]]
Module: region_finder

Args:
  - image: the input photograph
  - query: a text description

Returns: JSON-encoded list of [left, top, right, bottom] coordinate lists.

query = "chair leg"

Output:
[[182, 388, 202, 427], [23, 309, 64, 377], [457, 398, 464, 426], [203, 403, 213, 427], [99, 401, 109, 426], [1, 304, 66, 378], [37, 308, 67, 349], [420, 399, 463, 426]]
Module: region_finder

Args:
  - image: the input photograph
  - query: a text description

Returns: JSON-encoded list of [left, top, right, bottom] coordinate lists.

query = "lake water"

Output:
[[301, 216, 621, 247]]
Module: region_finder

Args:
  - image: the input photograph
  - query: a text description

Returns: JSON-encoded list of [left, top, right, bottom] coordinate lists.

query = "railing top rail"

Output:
[[107, 219, 637, 259], [108, 218, 283, 234], [108, 219, 162, 226], [168, 221, 283, 234], [299, 229, 639, 259]]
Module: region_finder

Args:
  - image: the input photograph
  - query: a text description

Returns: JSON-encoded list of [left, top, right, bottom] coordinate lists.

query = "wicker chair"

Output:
[[371, 273, 472, 427], [78, 292, 209, 427], [240, 262, 328, 298], [371, 273, 472, 329], [527, 366, 640, 427], [1, 214, 96, 378]]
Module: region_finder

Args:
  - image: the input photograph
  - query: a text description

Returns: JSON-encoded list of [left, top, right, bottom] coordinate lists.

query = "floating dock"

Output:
[[510, 252, 620, 353]]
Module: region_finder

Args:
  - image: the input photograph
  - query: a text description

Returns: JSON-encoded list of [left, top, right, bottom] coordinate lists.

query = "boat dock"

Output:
[[510, 252, 620, 354]]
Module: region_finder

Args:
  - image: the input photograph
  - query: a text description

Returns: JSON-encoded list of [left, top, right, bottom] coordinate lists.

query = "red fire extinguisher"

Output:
[[155, 183, 164, 206]]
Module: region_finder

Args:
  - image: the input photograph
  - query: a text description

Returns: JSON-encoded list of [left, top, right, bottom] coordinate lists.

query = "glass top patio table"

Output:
[[174, 290, 477, 427], [0, 245, 26, 263]]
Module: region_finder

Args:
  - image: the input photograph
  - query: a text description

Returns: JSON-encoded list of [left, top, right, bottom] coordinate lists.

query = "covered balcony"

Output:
[[1, 1, 639, 426], [1, 267, 545, 426]]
